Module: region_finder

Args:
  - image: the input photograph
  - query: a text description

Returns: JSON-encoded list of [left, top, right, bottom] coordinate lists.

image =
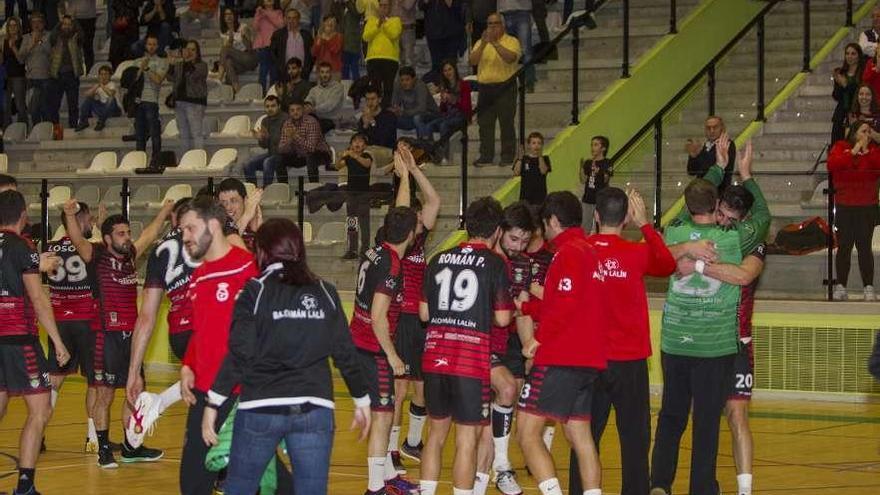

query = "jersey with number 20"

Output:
[[145, 228, 201, 335]]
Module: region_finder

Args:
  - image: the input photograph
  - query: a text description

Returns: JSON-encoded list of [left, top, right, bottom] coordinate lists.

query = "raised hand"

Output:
[[737, 140, 754, 181], [627, 190, 649, 228], [715, 132, 730, 166]]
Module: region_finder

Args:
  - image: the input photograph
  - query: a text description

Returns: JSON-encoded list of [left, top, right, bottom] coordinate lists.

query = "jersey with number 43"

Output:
[[145, 228, 200, 335], [422, 243, 512, 380], [47, 236, 96, 322]]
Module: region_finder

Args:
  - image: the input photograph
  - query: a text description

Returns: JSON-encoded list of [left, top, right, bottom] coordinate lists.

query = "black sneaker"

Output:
[[400, 440, 422, 462], [120, 443, 164, 463], [390, 450, 406, 475], [94, 121, 106, 132], [13, 487, 40, 495], [97, 446, 118, 469], [74, 122, 89, 132]]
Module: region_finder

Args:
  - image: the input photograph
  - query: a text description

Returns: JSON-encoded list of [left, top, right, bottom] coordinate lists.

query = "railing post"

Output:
[[707, 63, 716, 116], [571, 24, 580, 125], [460, 128, 468, 229], [518, 74, 526, 147], [653, 120, 663, 228], [121, 178, 131, 221], [825, 175, 835, 301], [846, 0, 853, 27], [622, 0, 631, 77], [802, 0, 811, 72], [297, 176, 305, 228], [756, 16, 766, 122], [40, 179, 49, 248], [669, 0, 678, 34]]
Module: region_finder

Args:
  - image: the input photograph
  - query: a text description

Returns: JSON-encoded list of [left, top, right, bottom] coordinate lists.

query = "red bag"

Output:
[[768, 216, 836, 255]]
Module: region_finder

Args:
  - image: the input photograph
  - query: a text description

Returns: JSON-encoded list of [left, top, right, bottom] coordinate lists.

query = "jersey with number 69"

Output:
[[145, 228, 200, 335], [422, 243, 512, 380], [47, 236, 96, 322], [349, 243, 404, 353]]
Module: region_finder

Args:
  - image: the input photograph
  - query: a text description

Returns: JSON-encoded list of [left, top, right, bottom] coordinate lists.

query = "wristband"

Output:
[[695, 260, 706, 275]]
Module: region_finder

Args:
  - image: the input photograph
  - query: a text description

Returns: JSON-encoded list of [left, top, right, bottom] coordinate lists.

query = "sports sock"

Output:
[[583, 490, 602, 495], [158, 382, 182, 413], [453, 488, 474, 495], [383, 451, 397, 479], [737, 473, 753, 495], [16, 468, 35, 493], [491, 404, 514, 472], [406, 403, 427, 446], [542, 425, 556, 451], [388, 426, 401, 452], [96, 429, 110, 450], [420, 480, 438, 495], [50, 389, 59, 408], [538, 477, 563, 495], [87, 418, 97, 442], [367, 456, 385, 491], [122, 432, 135, 451], [473, 472, 490, 495]]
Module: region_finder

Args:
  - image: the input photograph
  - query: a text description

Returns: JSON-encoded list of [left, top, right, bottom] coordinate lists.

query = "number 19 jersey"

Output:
[[47, 236, 96, 322], [422, 243, 512, 381], [145, 228, 200, 335]]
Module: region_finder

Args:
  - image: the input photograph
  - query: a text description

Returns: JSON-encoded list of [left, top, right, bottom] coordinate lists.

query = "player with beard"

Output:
[[386, 148, 440, 474], [62, 198, 173, 468], [216, 178, 262, 251], [45, 202, 100, 452], [177, 196, 259, 495]]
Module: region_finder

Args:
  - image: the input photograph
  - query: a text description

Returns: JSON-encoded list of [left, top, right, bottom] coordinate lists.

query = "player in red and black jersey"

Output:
[[351, 207, 418, 495], [418, 197, 513, 495], [63, 197, 174, 468], [216, 178, 262, 251], [0, 190, 70, 495], [387, 149, 441, 472], [0, 173, 63, 275]]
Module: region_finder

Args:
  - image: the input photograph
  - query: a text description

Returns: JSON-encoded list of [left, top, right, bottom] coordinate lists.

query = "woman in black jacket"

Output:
[[201, 218, 371, 495], [832, 43, 865, 143]]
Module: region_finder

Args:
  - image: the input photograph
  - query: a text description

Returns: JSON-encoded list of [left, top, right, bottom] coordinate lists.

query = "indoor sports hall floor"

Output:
[[1, 370, 879, 494]]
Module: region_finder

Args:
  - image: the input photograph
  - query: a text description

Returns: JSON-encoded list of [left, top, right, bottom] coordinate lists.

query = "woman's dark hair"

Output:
[[254, 218, 318, 285], [840, 42, 865, 78], [849, 84, 879, 116], [187, 39, 203, 62], [847, 119, 873, 146], [440, 59, 461, 92], [220, 7, 241, 33]]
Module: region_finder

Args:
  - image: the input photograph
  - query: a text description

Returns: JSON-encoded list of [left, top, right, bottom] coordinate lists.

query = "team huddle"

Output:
[[0, 137, 768, 495]]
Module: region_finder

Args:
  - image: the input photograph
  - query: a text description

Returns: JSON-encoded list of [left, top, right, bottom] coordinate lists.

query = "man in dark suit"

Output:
[[686, 115, 736, 190], [270, 8, 314, 82]]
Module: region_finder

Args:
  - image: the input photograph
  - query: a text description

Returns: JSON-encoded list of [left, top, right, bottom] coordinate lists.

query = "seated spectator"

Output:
[[338, 0, 363, 81], [685, 115, 736, 189], [422, 0, 467, 73], [513, 131, 550, 206], [269, 56, 314, 109], [67, 0, 99, 71], [579, 135, 612, 233], [49, 15, 85, 130], [859, 6, 880, 58], [311, 15, 343, 79], [20, 13, 53, 125], [131, 0, 176, 57], [167, 40, 208, 155], [75, 65, 121, 131], [270, 8, 314, 82], [218, 7, 257, 93], [363, 0, 401, 106], [833, 43, 865, 143], [2, 16, 29, 127], [108, 0, 141, 68], [305, 61, 345, 133], [391, 65, 438, 132], [416, 59, 470, 141], [849, 84, 880, 130], [334, 132, 373, 259], [244, 95, 288, 187], [278, 99, 333, 183], [358, 86, 397, 166], [252, 0, 285, 92]]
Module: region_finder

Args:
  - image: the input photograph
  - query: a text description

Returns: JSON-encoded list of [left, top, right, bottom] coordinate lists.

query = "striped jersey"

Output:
[[47, 236, 96, 322], [144, 228, 200, 335], [0, 230, 40, 337], [350, 243, 404, 353], [92, 243, 138, 332], [400, 230, 428, 315]]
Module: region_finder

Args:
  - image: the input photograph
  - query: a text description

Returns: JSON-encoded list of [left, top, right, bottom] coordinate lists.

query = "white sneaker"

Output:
[[126, 392, 161, 448], [495, 470, 523, 495], [833, 284, 848, 301]]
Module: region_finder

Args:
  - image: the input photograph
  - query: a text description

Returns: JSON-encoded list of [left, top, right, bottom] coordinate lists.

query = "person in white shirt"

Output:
[[860, 7, 880, 58], [75, 64, 120, 131], [305, 61, 345, 133]]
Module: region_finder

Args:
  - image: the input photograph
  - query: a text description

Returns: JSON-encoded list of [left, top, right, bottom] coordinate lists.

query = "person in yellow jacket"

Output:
[[363, 0, 401, 106]]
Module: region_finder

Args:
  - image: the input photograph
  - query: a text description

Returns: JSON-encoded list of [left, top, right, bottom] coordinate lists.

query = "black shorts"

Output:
[[356, 349, 394, 411], [170, 330, 193, 361], [90, 331, 139, 389], [394, 313, 426, 381], [0, 341, 51, 396], [502, 333, 525, 379], [518, 365, 598, 422], [730, 344, 754, 401], [423, 373, 491, 425], [48, 320, 93, 376]]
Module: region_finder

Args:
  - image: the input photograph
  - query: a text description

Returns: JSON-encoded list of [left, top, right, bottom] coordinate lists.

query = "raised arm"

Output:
[[134, 200, 174, 260], [63, 199, 94, 262], [402, 148, 439, 229]]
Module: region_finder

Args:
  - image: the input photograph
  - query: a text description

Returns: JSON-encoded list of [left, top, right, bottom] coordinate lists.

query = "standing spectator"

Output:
[[271, 8, 315, 82], [828, 120, 880, 301], [218, 7, 257, 93], [395, 0, 417, 68], [167, 40, 208, 154], [833, 43, 865, 143], [270, 56, 315, 109], [305, 61, 346, 132], [75, 65, 121, 131], [859, 6, 880, 58], [1, 16, 28, 126], [421, 0, 467, 74], [391, 66, 438, 132], [135, 34, 168, 165], [131, 0, 175, 57], [469, 0, 496, 42], [532, 0, 550, 55], [36, 0, 61, 29], [685, 116, 736, 189], [579, 135, 612, 233], [289, 0, 315, 29], [514, 131, 551, 206], [244, 95, 287, 187], [849, 84, 880, 130], [108, 0, 140, 68], [65, 0, 98, 72], [498, 0, 534, 90], [311, 14, 343, 78], [278, 99, 333, 183], [340, 0, 363, 81], [49, 14, 85, 130], [470, 13, 520, 167], [252, 0, 285, 93], [20, 13, 54, 125], [363, 0, 401, 107], [416, 59, 471, 159], [5, 0, 28, 28], [358, 86, 397, 156], [336, 133, 373, 258]]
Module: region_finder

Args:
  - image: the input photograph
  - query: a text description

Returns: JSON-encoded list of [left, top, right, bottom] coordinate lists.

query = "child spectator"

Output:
[[579, 135, 612, 233], [335, 133, 374, 259], [514, 131, 551, 206]]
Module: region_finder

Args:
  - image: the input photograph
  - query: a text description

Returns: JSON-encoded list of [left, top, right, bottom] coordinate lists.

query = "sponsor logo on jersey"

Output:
[[602, 258, 628, 278], [433, 357, 449, 367], [180, 317, 190, 325], [216, 282, 230, 302], [679, 335, 694, 344]]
